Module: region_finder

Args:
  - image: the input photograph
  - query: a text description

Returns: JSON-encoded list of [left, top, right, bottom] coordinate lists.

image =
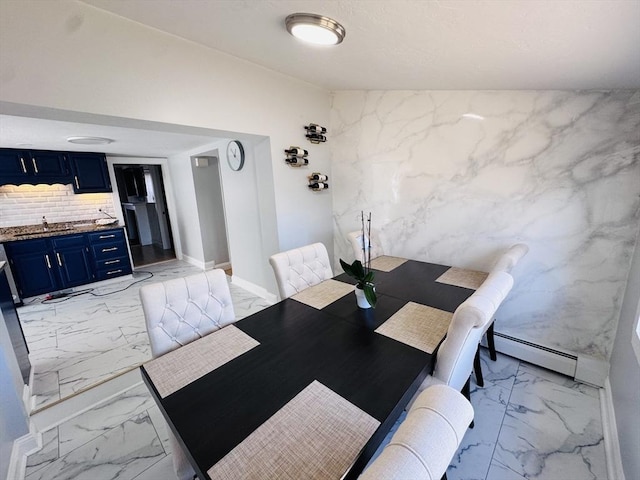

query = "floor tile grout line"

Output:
[[146, 406, 169, 456]]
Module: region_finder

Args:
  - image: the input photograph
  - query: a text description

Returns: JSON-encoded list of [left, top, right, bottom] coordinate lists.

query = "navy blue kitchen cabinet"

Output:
[[28, 151, 70, 180], [68, 153, 112, 193], [88, 229, 132, 281], [5, 239, 60, 298], [0, 148, 70, 185], [4, 228, 131, 298], [0, 149, 34, 178], [51, 235, 93, 288]]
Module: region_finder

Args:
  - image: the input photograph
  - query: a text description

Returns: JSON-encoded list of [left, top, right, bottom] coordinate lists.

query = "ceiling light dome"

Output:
[[285, 13, 345, 46], [67, 136, 114, 145]]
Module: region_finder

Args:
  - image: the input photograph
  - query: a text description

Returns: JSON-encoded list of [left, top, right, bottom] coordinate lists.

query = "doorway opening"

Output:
[[113, 164, 176, 267]]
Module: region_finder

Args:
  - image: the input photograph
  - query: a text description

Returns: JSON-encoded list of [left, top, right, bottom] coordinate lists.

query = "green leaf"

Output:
[[364, 271, 375, 283], [363, 283, 377, 308], [352, 260, 365, 278], [339, 259, 354, 277], [340, 258, 366, 281]]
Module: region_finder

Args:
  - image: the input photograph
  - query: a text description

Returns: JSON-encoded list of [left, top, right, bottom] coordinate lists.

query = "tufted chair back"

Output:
[[347, 230, 384, 263], [269, 243, 333, 300], [140, 269, 236, 480], [360, 384, 473, 480], [140, 269, 236, 358], [433, 271, 513, 390], [491, 243, 529, 274]]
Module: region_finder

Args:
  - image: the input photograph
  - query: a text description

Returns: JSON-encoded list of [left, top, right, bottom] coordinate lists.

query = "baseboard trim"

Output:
[[491, 332, 577, 377], [7, 423, 39, 480], [601, 377, 626, 480], [181, 254, 204, 270], [231, 275, 278, 304]]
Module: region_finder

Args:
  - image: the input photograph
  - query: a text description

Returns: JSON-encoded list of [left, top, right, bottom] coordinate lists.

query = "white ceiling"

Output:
[[0, 114, 221, 157], [81, 0, 640, 90], [2, 0, 638, 157]]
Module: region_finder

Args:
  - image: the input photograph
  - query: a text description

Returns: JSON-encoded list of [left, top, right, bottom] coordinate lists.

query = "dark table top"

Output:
[[141, 258, 474, 480]]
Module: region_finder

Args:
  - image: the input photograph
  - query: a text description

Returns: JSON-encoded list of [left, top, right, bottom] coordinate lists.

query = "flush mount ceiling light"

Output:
[[67, 136, 115, 145], [285, 13, 345, 46]]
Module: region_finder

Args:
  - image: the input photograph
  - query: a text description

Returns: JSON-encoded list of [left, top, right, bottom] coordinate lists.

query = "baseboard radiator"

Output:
[[490, 332, 578, 378]]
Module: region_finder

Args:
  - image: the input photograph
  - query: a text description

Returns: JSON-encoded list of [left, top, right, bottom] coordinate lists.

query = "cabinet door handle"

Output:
[[106, 269, 123, 275], [32, 158, 39, 173], [104, 259, 121, 265], [20, 157, 27, 173], [99, 234, 116, 239], [45, 254, 52, 269], [75, 176, 80, 189], [102, 247, 118, 252], [56, 252, 63, 267]]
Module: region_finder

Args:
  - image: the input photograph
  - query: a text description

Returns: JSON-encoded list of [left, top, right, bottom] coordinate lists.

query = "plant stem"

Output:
[[360, 210, 365, 268], [367, 212, 372, 273]]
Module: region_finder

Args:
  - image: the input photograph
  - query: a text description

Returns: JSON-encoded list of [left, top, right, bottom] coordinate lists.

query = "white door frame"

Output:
[[105, 156, 183, 264]]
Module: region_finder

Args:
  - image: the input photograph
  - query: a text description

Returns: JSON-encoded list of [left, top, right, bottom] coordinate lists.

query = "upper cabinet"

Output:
[[0, 148, 111, 193], [0, 148, 70, 184], [68, 152, 111, 193]]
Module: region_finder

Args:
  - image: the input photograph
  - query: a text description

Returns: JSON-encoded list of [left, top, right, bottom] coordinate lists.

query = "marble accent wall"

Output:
[[330, 90, 640, 361]]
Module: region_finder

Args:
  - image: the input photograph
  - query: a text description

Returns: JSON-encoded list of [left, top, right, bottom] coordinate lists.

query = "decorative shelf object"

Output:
[[305, 124, 327, 144], [308, 172, 329, 191], [285, 146, 309, 167]]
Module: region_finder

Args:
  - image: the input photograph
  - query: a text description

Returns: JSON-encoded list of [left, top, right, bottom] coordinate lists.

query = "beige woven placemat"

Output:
[[436, 267, 488, 290], [291, 279, 354, 309], [369, 255, 408, 272], [144, 325, 259, 398], [375, 302, 453, 354], [207, 380, 380, 480]]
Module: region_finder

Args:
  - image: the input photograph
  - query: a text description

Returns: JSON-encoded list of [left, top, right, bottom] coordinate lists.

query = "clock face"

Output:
[[227, 140, 245, 171]]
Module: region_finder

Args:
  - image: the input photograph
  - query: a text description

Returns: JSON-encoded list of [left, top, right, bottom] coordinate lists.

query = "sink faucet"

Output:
[[42, 216, 49, 231]]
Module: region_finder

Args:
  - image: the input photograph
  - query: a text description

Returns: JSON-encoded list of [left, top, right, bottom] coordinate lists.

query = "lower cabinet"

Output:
[[51, 235, 94, 288], [4, 228, 132, 298], [88, 229, 132, 281], [5, 239, 58, 298]]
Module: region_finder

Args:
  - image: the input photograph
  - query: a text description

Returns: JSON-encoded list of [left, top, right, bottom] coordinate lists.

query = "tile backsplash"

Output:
[[0, 184, 117, 227]]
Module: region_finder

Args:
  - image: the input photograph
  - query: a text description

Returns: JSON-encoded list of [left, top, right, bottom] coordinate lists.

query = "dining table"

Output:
[[140, 256, 485, 480]]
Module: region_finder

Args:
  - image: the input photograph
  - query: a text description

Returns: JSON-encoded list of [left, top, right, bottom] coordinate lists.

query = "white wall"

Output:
[[191, 153, 228, 267], [609, 223, 640, 479], [169, 137, 280, 296], [330, 90, 640, 362], [0, 0, 333, 286], [166, 152, 203, 264]]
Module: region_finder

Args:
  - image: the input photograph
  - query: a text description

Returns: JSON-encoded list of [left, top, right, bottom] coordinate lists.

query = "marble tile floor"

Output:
[[18, 260, 273, 411], [24, 348, 607, 480]]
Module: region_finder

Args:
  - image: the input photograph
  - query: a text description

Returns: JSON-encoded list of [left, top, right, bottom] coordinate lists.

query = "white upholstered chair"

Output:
[[268, 242, 333, 300], [416, 271, 514, 406], [491, 243, 529, 275], [360, 384, 474, 480], [475, 243, 529, 383], [347, 229, 384, 263], [140, 269, 236, 480]]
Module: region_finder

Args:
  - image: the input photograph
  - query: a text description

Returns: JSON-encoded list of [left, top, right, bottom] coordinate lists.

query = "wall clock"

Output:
[[226, 140, 245, 171]]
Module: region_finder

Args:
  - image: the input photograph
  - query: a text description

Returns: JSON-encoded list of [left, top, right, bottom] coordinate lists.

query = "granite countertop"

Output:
[[0, 220, 122, 243]]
